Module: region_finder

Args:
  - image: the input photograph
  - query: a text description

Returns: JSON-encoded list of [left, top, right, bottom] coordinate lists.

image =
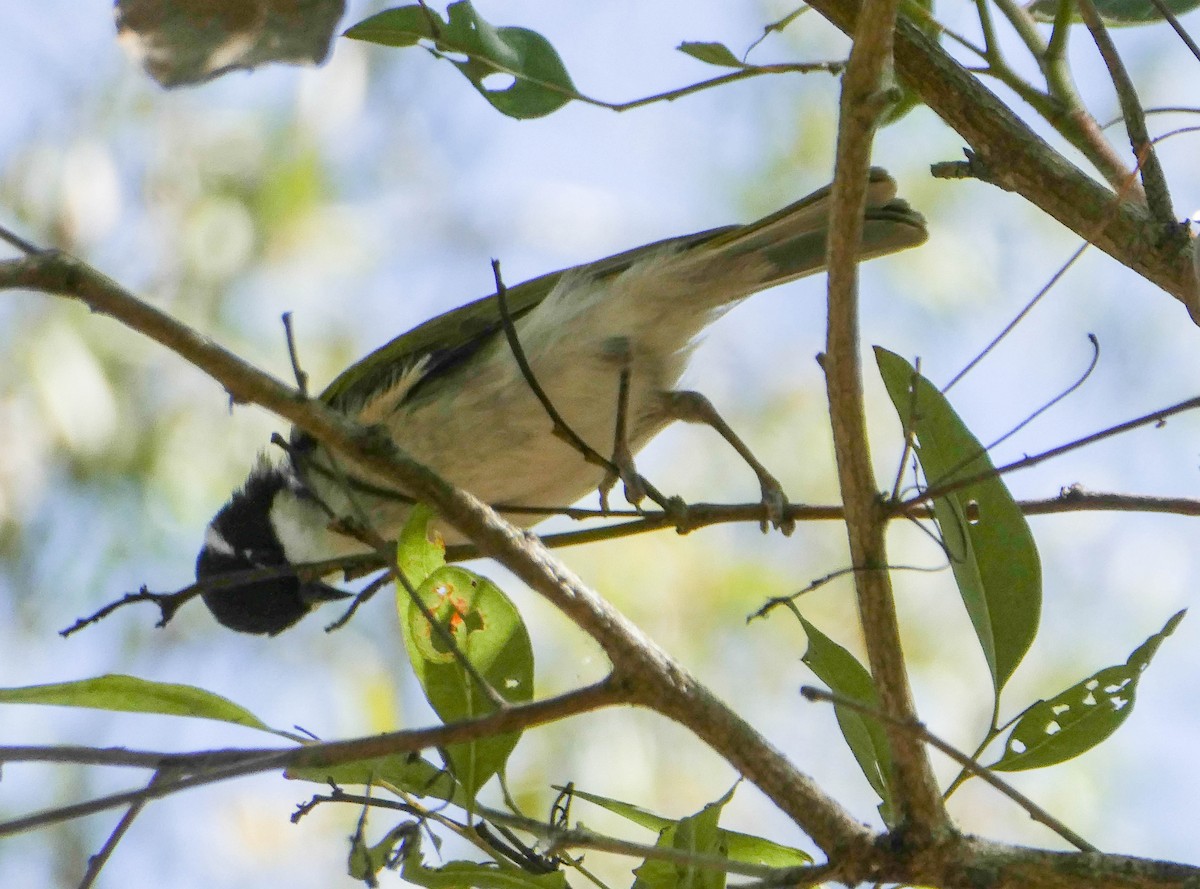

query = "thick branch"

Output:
[[805, 0, 1200, 320], [825, 0, 947, 837]]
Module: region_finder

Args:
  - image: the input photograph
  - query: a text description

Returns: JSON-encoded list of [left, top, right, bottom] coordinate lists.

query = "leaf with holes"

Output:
[[799, 617, 895, 823], [1027, 0, 1200, 25], [400, 561, 534, 802], [876, 348, 1041, 701], [990, 610, 1185, 771], [346, 1, 576, 118], [398, 503, 446, 588]]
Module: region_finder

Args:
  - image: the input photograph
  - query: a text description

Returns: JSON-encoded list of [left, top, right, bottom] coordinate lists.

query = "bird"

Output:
[[195, 169, 927, 635]]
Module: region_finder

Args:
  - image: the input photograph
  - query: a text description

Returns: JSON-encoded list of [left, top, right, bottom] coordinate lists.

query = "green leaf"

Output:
[[876, 348, 1042, 700], [347, 2, 576, 119], [676, 42, 747, 69], [1028, 0, 1200, 25], [798, 618, 895, 822], [286, 752, 466, 806], [631, 787, 734, 889], [344, 5, 439, 46], [0, 674, 291, 737], [400, 830, 568, 889], [561, 787, 810, 867], [350, 822, 417, 882], [400, 565, 534, 802], [398, 503, 447, 588], [990, 610, 1185, 771]]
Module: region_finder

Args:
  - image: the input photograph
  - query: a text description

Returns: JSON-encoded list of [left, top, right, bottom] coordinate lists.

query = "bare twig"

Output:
[[1075, 0, 1175, 224], [77, 770, 169, 889], [801, 686, 1097, 852], [907, 392, 1200, 509], [1144, 0, 1200, 64], [942, 242, 1092, 393]]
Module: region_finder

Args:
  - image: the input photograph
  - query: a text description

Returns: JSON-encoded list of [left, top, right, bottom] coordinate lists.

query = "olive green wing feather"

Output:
[[320, 168, 926, 415], [318, 226, 739, 413]]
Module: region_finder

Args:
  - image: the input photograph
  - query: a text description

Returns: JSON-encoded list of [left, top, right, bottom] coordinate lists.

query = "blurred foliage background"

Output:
[[2, 1, 1200, 886]]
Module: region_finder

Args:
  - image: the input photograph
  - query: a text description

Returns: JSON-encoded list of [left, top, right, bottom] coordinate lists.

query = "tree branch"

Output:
[[824, 0, 947, 837], [805, 0, 1200, 320]]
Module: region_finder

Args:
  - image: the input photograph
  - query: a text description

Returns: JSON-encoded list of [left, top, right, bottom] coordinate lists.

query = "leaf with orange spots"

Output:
[[400, 563, 534, 802]]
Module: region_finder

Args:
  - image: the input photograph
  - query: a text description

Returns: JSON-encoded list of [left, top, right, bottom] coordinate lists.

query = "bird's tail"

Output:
[[686, 167, 927, 294]]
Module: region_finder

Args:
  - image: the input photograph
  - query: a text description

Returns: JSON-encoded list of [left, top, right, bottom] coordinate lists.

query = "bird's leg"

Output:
[[597, 340, 688, 524], [599, 360, 650, 510], [662, 390, 793, 534]]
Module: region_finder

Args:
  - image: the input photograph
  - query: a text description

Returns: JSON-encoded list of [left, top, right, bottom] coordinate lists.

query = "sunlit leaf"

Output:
[[561, 786, 811, 867], [400, 829, 567, 889], [990, 610, 1185, 771], [399, 551, 534, 802], [343, 4, 436, 45], [0, 674, 292, 737], [876, 348, 1042, 700], [398, 503, 447, 588], [286, 751, 466, 806], [799, 617, 895, 822], [1028, 0, 1200, 25], [349, 822, 417, 882], [676, 42, 747, 69], [346, 1, 576, 118], [631, 787, 734, 889]]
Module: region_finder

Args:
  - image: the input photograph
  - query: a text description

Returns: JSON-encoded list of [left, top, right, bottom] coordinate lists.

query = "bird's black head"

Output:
[[196, 463, 348, 635]]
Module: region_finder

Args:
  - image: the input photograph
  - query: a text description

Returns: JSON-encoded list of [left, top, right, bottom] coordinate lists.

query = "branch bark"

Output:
[[825, 0, 947, 839], [805, 0, 1200, 320]]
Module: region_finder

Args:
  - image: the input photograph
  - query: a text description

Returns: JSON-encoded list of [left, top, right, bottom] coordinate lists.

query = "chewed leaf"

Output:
[[991, 610, 1185, 771], [398, 504, 446, 588], [0, 674, 291, 737], [876, 348, 1041, 701], [799, 617, 895, 822], [347, 1, 576, 118], [400, 565, 534, 801]]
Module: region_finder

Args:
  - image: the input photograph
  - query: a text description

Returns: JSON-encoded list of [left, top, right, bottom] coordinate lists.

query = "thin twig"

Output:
[[281, 312, 309, 398], [942, 242, 1092, 393], [77, 770, 169, 889], [1075, 0, 1175, 224], [800, 686, 1097, 852], [489, 259, 676, 515], [1144, 0, 1200, 64], [906, 392, 1200, 510], [980, 334, 1099, 453], [0, 222, 42, 256]]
